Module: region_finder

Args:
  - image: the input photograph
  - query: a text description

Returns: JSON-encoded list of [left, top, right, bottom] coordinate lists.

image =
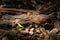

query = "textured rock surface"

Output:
[[0, 0, 60, 40]]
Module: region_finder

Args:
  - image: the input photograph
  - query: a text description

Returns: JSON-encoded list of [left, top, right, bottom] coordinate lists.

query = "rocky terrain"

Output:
[[0, 0, 60, 40]]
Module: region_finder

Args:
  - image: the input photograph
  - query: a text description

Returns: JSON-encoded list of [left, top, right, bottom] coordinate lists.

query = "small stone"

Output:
[[2, 37, 8, 40], [50, 28, 58, 34], [29, 28, 35, 35]]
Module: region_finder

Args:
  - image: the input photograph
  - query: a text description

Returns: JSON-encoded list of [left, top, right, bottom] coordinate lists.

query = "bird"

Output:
[[28, 12, 53, 28]]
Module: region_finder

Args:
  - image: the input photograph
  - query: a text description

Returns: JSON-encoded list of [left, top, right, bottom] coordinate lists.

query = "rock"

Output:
[[2, 37, 8, 40], [29, 28, 35, 35], [50, 28, 58, 34], [54, 20, 60, 30]]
